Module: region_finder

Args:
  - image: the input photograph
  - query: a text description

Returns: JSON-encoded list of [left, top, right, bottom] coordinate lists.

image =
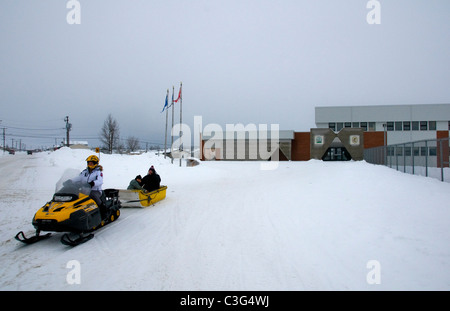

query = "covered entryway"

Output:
[[321, 137, 352, 161], [310, 128, 364, 161], [322, 147, 352, 161]]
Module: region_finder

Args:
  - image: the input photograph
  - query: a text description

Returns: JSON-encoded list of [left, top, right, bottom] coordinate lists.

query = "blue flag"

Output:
[[161, 92, 169, 113]]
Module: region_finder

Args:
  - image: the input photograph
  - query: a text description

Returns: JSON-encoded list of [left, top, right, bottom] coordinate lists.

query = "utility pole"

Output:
[[179, 82, 182, 167], [64, 116, 72, 147], [0, 120, 4, 153]]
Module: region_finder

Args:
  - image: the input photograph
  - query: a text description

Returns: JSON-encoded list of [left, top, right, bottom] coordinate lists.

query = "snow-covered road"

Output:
[[1, 148, 449, 290]]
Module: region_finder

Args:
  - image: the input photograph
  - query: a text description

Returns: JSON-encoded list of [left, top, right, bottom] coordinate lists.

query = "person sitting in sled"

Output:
[[71, 155, 107, 218], [141, 165, 161, 192], [127, 175, 146, 191]]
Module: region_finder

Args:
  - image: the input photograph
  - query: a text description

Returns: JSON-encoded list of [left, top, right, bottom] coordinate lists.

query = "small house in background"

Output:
[[69, 141, 89, 150]]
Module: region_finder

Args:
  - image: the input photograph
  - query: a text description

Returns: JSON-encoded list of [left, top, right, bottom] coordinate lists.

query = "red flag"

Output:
[[174, 85, 182, 103]]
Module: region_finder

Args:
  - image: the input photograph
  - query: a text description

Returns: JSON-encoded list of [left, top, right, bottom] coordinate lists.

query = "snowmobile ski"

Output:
[[60, 232, 94, 246], [15, 231, 52, 245]]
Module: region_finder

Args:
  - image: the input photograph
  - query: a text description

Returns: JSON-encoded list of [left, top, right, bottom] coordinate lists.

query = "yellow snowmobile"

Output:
[[15, 170, 121, 246]]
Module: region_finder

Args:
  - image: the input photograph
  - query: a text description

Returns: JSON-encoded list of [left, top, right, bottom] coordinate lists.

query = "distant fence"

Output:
[[364, 137, 450, 182]]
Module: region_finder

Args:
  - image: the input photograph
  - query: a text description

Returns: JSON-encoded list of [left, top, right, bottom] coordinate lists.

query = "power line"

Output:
[[8, 133, 63, 139], [1, 118, 166, 149], [4, 125, 65, 131]]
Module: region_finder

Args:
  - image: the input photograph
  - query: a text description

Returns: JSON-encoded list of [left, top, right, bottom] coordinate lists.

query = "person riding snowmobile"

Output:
[[71, 155, 107, 218]]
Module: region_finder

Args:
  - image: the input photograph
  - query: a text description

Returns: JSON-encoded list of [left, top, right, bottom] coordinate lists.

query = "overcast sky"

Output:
[[1, 0, 449, 150]]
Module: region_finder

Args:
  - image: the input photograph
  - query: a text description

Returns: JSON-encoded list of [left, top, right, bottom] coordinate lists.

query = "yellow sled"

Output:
[[119, 186, 167, 208]]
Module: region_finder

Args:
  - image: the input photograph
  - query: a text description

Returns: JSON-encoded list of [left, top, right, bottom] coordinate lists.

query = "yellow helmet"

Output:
[[86, 155, 99, 169]]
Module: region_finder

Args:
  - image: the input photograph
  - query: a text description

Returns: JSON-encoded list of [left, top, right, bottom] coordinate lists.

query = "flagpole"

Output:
[[171, 85, 174, 164], [179, 82, 183, 167], [164, 89, 169, 159]]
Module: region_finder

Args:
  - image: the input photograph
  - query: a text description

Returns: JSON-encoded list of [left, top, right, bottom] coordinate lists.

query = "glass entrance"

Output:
[[322, 147, 352, 161]]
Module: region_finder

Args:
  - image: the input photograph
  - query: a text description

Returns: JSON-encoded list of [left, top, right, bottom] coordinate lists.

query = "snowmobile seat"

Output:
[[102, 189, 120, 207], [97, 189, 120, 220]]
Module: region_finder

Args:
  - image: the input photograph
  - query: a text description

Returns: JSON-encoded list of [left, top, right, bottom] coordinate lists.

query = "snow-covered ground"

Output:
[[0, 148, 449, 290]]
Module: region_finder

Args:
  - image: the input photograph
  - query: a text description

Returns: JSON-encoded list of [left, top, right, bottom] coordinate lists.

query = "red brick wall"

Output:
[[437, 131, 449, 167], [364, 132, 385, 149], [291, 132, 311, 161], [437, 130, 449, 140]]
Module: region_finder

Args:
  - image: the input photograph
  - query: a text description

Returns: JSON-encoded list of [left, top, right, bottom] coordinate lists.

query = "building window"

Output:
[[329, 123, 336, 131], [352, 122, 360, 128], [429, 121, 436, 131], [404, 147, 411, 156], [420, 121, 428, 131], [386, 122, 394, 131], [360, 122, 367, 131], [429, 147, 437, 156], [387, 147, 395, 156], [344, 122, 352, 128], [395, 122, 402, 131], [403, 121, 411, 131], [412, 121, 419, 131], [396, 147, 403, 156], [420, 147, 427, 156], [336, 123, 343, 131], [369, 122, 376, 131]]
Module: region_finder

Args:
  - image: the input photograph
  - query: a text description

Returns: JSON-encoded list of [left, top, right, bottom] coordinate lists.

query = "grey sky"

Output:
[[1, 0, 449, 149]]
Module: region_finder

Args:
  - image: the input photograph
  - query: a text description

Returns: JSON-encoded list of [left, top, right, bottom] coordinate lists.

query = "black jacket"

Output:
[[142, 172, 161, 192]]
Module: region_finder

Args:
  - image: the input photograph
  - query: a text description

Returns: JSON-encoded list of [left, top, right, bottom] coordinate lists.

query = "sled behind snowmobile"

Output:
[[15, 172, 121, 246], [118, 185, 167, 208]]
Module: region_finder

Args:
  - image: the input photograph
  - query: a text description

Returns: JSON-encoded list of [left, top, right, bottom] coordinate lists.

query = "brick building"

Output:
[[201, 104, 450, 162]]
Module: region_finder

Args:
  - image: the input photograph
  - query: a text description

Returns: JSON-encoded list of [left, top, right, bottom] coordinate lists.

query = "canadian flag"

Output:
[[174, 84, 182, 103]]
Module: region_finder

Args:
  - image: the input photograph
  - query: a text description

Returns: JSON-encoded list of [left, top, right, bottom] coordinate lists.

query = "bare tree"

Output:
[[100, 114, 120, 154], [126, 136, 140, 152]]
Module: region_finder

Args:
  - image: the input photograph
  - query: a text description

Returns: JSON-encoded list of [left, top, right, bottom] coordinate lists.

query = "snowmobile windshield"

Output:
[[53, 169, 92, 202]]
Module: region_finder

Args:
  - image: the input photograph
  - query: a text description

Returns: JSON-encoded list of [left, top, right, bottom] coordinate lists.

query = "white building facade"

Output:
[[315, 104, 450, 145]]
